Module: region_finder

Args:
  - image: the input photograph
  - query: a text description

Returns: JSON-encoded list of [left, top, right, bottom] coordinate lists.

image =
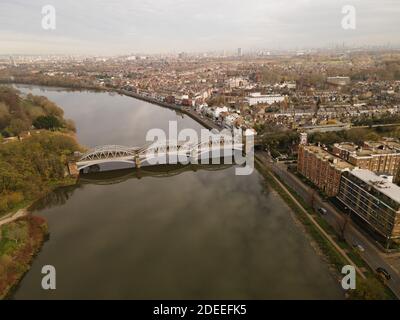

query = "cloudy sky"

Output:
[[0, 0, 399, 55]]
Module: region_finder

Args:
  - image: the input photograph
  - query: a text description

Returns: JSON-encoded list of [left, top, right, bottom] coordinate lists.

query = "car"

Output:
[[318, 207, 328, 215], [376, 267, 391, 281], [353, 243, 365, 253]]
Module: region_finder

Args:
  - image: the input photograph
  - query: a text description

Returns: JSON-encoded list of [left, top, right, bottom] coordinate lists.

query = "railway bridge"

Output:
[[76, 136, 246, 172]]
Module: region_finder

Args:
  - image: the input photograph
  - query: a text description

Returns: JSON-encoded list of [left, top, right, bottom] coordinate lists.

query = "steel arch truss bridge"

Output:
[[79, 145, 138, 161], [77, 137, 245, 172]]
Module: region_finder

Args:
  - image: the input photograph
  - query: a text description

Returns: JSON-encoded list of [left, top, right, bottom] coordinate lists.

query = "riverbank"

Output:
[[254, 154, 397, 300], [255, 158, 356, 274], [0, 87, 86, 299], [0, 215, 49, 299], [7, 83, 221, 131], [0, 131, 82, 219], [117, 89, 222, 131], [0, 133, 80, 299]]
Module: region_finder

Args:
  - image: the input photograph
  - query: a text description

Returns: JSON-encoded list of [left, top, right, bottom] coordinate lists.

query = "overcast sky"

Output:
[[0, 0, 399, 55]]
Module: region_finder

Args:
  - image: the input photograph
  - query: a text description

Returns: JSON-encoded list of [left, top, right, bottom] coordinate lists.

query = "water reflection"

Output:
[[14, 85, 342, 300], [31, 163, 255, 210], [80, 163, 235, 185], [29, 184, 81, 212]]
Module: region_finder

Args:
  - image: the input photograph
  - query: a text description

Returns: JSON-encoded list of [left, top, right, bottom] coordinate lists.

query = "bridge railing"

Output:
[[78, 138, 245, 164]]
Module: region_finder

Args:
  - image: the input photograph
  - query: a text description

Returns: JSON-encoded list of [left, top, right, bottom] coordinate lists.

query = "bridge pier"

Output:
[[135, 156, 141, 169], [135, 167, 142, 179], [67, 161, 79, 177]]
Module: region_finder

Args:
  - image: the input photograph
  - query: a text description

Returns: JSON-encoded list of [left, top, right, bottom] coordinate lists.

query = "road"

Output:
[[353, 123, 400, 129], [0, 208, 28, 227], [183, 108, 222, 131], [256, 150, 400, 299]]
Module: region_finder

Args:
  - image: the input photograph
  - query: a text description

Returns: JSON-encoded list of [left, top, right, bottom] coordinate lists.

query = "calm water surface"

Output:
[[13, 85, 342, 299]]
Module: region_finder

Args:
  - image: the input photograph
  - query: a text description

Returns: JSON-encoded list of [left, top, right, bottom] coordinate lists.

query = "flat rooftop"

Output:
[[350, 169, 400, 204], [334, 142, 358, 152], [365, 140, 400, 151], [304, 145, 354, 170], [335, 141, 400, 157]]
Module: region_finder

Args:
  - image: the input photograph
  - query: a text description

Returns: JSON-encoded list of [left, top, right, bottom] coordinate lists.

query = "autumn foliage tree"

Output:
[[0, 86, 75, 137]]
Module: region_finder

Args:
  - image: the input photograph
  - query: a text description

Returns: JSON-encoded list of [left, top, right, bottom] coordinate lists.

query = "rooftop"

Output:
[[364, 140, 400, 152], [350, 169, 400, 204], [248, 92, 284, 98], [334, 142, 358, 152], [335, 140, 400, 157], [304, 145, 354, 170]]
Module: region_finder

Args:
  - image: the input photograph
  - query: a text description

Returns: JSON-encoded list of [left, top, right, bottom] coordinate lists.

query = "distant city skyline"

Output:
[[0, 0, 399, 55]]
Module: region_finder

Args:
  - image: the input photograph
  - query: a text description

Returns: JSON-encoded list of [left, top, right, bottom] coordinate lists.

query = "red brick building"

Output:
[[298, 145, 353, 197]]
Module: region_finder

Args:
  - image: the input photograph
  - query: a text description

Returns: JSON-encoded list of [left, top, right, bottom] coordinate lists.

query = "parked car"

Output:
[[353, 243, 365, 253], [318, 207, 328, 215], [376, 267, 391, 281]]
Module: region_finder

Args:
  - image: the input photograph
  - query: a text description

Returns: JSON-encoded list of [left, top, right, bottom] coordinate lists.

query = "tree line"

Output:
[[0, 87, 82, 216], [0, 132, 81, 215], [0, 86, 76, 139]]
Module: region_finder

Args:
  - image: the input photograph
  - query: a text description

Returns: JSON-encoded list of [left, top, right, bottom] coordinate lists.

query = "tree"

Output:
[[64, 119, 76, 132], [8, 118, 29, 136], [348, 278, 387, 300], [33, 115, 62, 130], [309, 189, 317, 209], [0, 102, 11, 130], [6, 224, 26, 244], [0, 131, 81, 215], [0, 88, 76, 136], [338, 212, 351, 241]]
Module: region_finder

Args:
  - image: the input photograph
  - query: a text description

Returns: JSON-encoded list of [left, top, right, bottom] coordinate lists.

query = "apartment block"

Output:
[[333, 140, 400, 176], [246, 93, 285, 106], [395, 166, 400, 185], [337, 169, 400, 242], [298, 145, 353, 197]]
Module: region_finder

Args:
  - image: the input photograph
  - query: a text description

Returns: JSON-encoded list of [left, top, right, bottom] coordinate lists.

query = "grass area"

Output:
[[256, 160, 348, 273], [0, 215, 48, 299], [255, 159, 397, 300], [0, 222, 28, 257]]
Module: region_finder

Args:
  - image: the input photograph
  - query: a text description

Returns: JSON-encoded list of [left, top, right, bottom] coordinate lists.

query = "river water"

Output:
[[12, 85, 342, 299]]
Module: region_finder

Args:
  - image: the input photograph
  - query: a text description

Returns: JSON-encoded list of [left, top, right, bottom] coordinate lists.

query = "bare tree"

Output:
[[309, 189, 317, 209], [338, 212, 351, 241]]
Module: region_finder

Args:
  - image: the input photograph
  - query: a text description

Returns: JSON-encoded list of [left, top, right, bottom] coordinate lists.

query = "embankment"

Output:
[[0, 215, 49, 299]]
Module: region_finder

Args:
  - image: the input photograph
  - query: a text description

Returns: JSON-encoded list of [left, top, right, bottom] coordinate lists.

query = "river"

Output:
[[12, 84, 343, 299]]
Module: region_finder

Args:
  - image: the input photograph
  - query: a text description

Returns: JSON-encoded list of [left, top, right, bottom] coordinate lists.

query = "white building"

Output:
[[283, 81, 297, 90], [223, 113, 240, 129], [196, 103, 208, 113], [247, 93, 285, 106], [338, 169, 400, 242], [244, 128, 257, 136], [327, 76, 351, 86], [227, 77, 248, 89], [212, 106, 228, 119]]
